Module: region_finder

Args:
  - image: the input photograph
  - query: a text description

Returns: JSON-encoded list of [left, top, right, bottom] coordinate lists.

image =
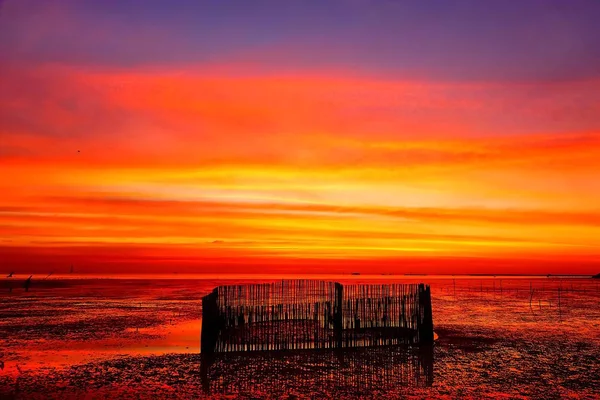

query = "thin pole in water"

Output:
[[453, 279, 456, 299], [529, 282, 534, 312], [558, 286, 562, 322]]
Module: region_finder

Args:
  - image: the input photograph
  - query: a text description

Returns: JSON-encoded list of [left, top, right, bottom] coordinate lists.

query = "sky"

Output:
[[1, 0, 600, 275]]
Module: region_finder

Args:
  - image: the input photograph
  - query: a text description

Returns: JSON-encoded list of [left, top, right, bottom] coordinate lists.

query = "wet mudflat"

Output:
[[1, 275, 599, 399]]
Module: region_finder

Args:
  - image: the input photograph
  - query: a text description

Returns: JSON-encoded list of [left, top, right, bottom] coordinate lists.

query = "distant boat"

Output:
[[351, 272, 361, 276]]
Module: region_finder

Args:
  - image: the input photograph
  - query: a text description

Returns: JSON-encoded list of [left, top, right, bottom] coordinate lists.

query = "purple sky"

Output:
[[2, 0, 600, 82]]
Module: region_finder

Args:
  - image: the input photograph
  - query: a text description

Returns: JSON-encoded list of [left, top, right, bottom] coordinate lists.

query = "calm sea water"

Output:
[[1, 274, 599, 399]]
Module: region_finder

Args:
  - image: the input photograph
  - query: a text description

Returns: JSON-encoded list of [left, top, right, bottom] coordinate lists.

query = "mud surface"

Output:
[[1, 276, 599, 399]]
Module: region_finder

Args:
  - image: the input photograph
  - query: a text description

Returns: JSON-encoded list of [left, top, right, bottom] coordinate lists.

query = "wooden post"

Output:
[[201, 289, 219, 356], [418, 284, 434, 345], [334, 282, 343, 348]]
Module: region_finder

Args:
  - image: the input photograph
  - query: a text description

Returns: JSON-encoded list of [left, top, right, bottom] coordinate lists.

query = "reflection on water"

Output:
[[201, 345, 433, 397]]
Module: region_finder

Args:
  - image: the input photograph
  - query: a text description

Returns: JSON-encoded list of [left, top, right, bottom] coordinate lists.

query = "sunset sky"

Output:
[[1, 0, 600, 274]]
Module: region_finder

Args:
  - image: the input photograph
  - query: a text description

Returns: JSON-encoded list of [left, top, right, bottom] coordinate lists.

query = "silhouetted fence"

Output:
[[201, 280, 433, 355]]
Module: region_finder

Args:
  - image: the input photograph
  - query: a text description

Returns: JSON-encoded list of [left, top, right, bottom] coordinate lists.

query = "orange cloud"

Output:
[[1, 64, 600, 274]]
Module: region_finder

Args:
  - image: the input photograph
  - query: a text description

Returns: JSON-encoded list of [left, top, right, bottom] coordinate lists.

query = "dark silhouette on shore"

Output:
[[201, 280, 434, 356], [23, 275, 32, 292], [593, 273, 600, 279]]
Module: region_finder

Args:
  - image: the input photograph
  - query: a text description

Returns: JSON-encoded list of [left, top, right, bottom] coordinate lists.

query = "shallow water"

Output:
[[1, 275, 599, 399]]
